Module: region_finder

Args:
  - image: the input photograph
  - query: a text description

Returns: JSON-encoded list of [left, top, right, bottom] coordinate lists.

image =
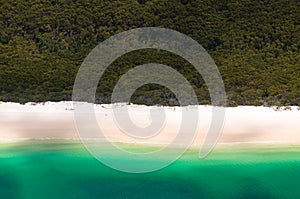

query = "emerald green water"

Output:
[[1, 141, 300, 199]]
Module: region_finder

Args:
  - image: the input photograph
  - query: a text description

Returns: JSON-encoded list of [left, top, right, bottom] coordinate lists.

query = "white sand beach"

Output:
[[0, 101, 299, 145]]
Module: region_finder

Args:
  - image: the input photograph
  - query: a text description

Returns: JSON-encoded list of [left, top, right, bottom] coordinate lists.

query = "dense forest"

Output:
[[1, 0, 299, 106]]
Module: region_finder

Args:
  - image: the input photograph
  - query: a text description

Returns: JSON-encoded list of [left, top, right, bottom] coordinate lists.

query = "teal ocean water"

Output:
[[1, 141, 300, 199]]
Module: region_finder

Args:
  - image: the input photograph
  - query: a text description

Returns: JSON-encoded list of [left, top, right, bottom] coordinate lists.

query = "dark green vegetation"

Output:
[[1, 141, 300, 198], [1, 0, 299, 106]]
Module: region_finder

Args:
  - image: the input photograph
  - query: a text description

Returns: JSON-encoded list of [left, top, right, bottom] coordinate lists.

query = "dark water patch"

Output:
[[0, 172, 20, 199], [240, 177, 273, 199]]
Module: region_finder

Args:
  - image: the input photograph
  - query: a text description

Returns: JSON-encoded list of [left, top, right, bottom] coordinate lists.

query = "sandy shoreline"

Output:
[[0, 101, 299, 146]]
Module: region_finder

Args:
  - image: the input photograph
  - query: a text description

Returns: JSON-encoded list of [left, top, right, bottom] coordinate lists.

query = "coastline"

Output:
[[0, 101, 299, 146]]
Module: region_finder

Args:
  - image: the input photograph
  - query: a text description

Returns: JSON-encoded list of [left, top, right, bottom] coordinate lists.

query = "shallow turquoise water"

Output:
[[1, 141, 300, 199]]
